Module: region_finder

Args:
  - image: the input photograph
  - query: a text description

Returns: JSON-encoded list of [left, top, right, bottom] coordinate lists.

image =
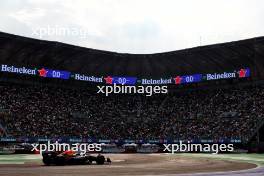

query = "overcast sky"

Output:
[[0, 0, 263, 54]]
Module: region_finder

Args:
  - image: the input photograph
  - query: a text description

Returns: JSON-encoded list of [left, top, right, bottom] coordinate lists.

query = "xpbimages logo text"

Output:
[[163, 142, 234, 154], [97, 84, 168, 96]]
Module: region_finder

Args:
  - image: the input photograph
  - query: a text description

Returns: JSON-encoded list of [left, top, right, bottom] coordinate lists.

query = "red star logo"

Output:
[[104, 76, 113, 84], [174, 76, 182, 84], [238, 69, 246, 78], [38, 68, 48, 77]]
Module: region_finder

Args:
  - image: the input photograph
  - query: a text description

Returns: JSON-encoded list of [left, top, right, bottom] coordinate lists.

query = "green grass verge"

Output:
[[0, 154, 42, 164]]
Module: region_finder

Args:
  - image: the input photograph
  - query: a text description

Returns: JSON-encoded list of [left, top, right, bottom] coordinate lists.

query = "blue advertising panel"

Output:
[[112, 77, 137, 85], [0, 64, 251, 84], [44, 69, 71, 80], [176, 74, 203, 84]]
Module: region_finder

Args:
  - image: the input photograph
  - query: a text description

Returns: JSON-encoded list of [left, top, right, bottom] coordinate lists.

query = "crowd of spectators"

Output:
[[0, 83, 263, 141]]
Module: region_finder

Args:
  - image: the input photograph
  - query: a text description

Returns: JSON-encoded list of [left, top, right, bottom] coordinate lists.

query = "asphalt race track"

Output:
[[0, 154, 263, 176]]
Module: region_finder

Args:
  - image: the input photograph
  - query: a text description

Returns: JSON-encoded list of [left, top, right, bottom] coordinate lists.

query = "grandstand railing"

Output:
[[0, 136, 242, 144]]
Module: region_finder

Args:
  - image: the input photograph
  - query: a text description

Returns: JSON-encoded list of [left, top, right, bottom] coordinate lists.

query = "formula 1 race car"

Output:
[[42, 150, 111, 166]]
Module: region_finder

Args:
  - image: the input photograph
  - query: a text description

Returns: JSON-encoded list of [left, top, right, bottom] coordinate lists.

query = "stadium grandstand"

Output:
[[0, 32, 264, 152]]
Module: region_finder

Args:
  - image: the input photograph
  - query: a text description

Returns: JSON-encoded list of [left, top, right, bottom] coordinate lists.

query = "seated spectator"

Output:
[[0, 83, 263, 142]]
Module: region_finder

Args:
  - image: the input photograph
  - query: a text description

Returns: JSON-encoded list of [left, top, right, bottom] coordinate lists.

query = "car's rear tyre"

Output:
[[43, 157, 51, 166]]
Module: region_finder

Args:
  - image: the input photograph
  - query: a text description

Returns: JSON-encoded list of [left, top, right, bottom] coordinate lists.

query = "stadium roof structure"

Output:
[[0, 32, 264, 78]]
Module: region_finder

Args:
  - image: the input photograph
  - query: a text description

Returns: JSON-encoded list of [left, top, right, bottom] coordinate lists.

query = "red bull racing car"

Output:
[[42, 150, 111, 166]]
